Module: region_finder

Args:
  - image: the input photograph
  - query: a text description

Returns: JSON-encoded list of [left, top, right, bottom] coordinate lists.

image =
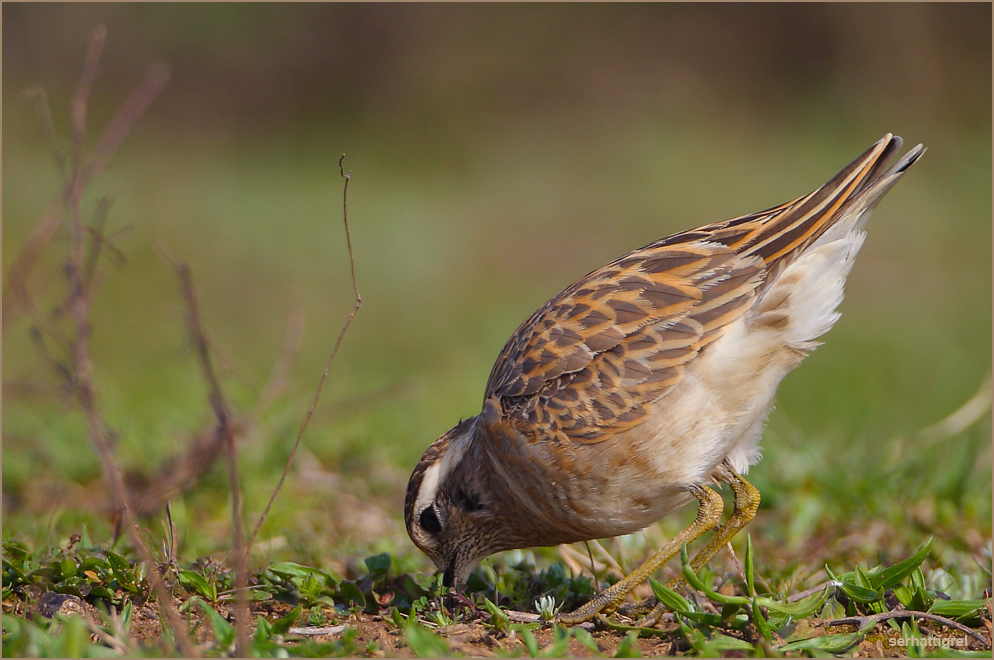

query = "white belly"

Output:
[[606, 227, 866, 529]]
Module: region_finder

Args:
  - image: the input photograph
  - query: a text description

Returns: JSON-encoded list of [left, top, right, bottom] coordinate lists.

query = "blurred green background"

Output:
[[3, 4, 991, 583]]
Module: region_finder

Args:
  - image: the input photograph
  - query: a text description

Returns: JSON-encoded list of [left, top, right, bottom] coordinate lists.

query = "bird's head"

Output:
[[404, 416, 508, 587]]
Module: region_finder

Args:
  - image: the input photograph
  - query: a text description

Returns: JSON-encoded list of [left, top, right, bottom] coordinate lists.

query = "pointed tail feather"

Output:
[[737, 134, 922, 265]]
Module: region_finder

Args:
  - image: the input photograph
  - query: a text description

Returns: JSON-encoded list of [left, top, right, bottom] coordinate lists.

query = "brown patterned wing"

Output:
[[482, 134, 909, 445], [483, 241, 765, 443]]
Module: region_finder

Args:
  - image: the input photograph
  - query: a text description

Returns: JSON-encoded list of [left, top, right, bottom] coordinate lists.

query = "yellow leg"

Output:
[[625, 464, 761, 626], [676, 465, 760, 580], [557, 485, 723, 625]]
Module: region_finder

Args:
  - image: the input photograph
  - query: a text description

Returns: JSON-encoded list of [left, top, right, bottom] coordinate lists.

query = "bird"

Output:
[[404, 134, 924, 625]]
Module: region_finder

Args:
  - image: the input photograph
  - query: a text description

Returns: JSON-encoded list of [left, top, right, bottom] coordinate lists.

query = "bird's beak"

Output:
[[443, 562, 455, 588]]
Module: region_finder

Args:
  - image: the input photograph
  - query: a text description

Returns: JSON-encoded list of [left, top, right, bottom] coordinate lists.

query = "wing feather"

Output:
[[482, 134, 906, 445], [485, 243, 763, 443]]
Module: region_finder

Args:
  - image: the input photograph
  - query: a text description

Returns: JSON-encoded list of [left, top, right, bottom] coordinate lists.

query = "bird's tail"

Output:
[[732, 134, 925, 267]]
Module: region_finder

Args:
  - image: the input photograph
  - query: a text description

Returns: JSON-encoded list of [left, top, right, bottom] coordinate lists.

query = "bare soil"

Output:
[[15, 593, 990, 657]]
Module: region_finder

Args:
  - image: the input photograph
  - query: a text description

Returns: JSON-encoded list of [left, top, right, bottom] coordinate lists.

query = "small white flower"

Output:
[[536, 594, 559, 621]]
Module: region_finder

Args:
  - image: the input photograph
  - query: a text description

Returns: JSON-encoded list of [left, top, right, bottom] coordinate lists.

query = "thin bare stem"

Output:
[[40, 26, 195, 657], [131, 424, 226, 516], [83, 63, 171, 183], [22, 86, 68, 178], [786, 580, 832, 603], [171, 260, 250, 655], [84, 613, 131, 656], [247, 155, 362, 553], [69, 25, 105, 157], [82, 194, 121, 289], [3, 58, 170, 329]]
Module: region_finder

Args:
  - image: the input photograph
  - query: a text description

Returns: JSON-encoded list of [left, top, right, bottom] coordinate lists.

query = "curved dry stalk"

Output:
[[168, 259, 250, 655], [247, 155, 361, 554]]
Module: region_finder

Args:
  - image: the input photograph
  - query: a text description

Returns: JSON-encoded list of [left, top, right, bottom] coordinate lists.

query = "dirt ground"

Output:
[[281, 611, 990, 658], [15, 593, 990, 657]]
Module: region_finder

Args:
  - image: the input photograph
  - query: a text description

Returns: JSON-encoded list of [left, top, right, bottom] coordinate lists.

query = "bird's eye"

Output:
[[419, 506, 442, 534]]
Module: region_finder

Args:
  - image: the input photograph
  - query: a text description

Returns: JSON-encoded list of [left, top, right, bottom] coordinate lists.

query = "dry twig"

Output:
[[26, 25, 195, 657], [127, 263, 304, 518], [3, 41, 169, 329], [289, 624, 349, 637], [129, 424, 227, 516], [170, 259, 251, 655], [247, 155, 362, 553], [21, 86, 68, 177]]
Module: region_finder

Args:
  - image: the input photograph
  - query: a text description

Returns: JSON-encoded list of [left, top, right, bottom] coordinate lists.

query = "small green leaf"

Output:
[[649, 577, 692, 612], [364, 553, 391, 578], [88, 585, 117, 601], [756, 586, 831, 617], [271, 606, 302, 635], [780, 631, 863, 653], [120, 600, 133, 634], [570, 627, 599, 652], [338, 581, 365, 608], [2, 541, 29, 562], [837, 580, 882, 604], [59, 557, 77, 579], [78, 557, 108, 573], [483, 596, 509, 632], [911, 567, 926, 592], [391, 609, 407, 628], [928, 599, 987, 623], [853, 565, 873, 589], [680, 545, 749, 606], [268, 562, 325, 579], [745, 534, 756, 597], [752, 598, 772, 641], [870, 538, 933, 590], [894, 584, 914, 608], [198, 600, 235, 651], [703, 632, 756, 652], [178, 570, 217, 601], [3, 559, 27, 582], [255, 615, 272, 642], [104, 550, 138, 590], [27, 566, 56, 581], [612, 630, 642, 658], [907, 586, 935, 613], [404, 620, 452, 657], [104, 551, 130, 575], [720, 601, 743, 621], [511, 623, 540, 657]]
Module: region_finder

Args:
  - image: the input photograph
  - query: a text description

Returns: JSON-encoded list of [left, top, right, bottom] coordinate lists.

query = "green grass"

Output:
[[3, 531, 990, 656]]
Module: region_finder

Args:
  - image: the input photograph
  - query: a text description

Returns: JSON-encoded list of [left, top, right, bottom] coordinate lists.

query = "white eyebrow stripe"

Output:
[[413, 431, 471, 514], [415, 462, 443, 513]]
